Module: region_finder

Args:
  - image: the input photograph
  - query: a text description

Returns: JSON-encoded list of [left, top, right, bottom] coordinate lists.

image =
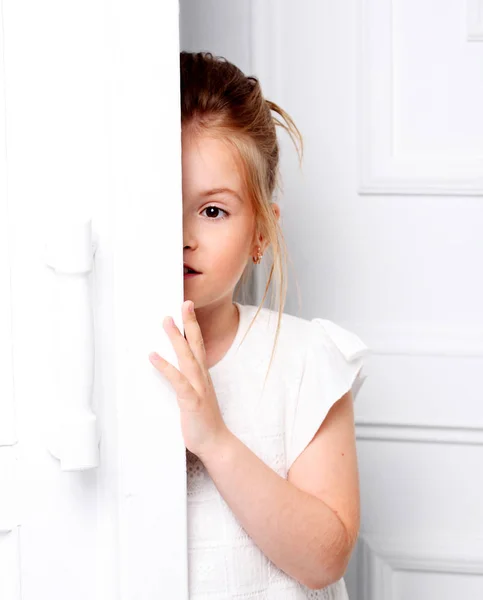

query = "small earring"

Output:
[[252, 247, 263, 264]]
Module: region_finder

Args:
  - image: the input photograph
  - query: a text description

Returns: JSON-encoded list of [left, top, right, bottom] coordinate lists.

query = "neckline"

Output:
[[207, 302, 247, 375]]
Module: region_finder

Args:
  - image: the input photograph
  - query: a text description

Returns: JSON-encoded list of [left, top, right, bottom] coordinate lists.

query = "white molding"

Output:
[[350, 322, 483, 445], [358, 533, 483, 600], [356, 419, 483, 445], [467, 0, 483, 41], [357, 0, 483, 195], [348, 323, 483, 358]]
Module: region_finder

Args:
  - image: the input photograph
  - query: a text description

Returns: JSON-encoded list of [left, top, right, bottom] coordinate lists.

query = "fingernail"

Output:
[[188, 301, 194, 312]]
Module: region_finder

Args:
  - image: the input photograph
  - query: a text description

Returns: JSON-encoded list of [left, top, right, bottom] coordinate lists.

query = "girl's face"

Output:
[[182, 131, 276, 307]]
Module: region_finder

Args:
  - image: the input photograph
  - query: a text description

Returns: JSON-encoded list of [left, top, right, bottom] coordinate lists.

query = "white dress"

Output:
[[187, 302, 371, 599]]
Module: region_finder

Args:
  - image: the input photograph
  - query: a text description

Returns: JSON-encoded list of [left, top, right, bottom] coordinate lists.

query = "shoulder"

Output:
[[239, 303, 313, 363], [236, 304, 371, 393], [240, 303, 313, 340], [240, 303, 369, 365]]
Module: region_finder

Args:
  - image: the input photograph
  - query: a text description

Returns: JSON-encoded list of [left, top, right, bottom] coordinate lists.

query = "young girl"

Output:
[[149, 51, 371, 600]]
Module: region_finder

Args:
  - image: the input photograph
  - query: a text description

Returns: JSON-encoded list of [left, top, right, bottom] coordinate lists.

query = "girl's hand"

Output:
[[148, 300, 229, 460]]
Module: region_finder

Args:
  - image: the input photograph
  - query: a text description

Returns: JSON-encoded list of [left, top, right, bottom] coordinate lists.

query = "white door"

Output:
[[180, 1, 483, 599], [0, 0, 188, 598]]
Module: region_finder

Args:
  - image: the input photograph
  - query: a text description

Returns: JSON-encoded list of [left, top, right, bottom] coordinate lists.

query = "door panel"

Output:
[[0, 0, 187, 598]]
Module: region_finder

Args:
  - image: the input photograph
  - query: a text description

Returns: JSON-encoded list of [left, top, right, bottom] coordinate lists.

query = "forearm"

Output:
[[199, 429, 351, 590]]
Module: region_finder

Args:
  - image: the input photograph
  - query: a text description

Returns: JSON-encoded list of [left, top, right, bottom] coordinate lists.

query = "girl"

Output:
[[148, 51, 371, 600]]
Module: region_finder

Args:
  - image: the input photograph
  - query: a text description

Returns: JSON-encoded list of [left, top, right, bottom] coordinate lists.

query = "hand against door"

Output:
[[148, 300, 229, 461]]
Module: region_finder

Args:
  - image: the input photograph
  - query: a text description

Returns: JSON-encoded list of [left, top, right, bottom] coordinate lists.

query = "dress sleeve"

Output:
[[286, 318, 372, 472]]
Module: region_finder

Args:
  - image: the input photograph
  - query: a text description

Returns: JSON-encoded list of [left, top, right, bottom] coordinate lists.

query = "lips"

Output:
[[183, 263, 200, 274]]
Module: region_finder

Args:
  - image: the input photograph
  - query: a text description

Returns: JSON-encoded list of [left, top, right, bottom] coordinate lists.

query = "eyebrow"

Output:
[[200, 188, 243, 203]]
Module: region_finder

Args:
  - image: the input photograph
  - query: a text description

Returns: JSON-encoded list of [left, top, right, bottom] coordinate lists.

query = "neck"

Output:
[[193, 299, 239, 365]]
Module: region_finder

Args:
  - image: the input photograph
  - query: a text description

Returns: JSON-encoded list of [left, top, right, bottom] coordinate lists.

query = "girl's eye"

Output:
[[201, 205, 229, 220]]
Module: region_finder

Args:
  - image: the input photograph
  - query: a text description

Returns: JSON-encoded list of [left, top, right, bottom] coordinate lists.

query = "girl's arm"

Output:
[[198, 389, 360, 591]]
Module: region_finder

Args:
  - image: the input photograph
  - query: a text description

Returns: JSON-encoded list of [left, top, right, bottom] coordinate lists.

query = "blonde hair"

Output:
[[180, 51, 304, 389]]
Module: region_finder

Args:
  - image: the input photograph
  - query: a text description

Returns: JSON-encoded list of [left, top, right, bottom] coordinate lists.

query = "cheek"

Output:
[[204, 218, 254, 276], [216, 242, 249, 280], [219, 246, 245, 270], [217, 223, 250, 254]]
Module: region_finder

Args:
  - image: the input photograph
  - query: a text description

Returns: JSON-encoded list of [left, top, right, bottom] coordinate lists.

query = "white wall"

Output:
[[180, 0, 252, 75], [180, 1, 483, 598]]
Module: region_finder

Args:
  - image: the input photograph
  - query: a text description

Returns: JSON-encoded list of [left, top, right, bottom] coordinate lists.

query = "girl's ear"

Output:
[[252, 204, 280, 255], [272, 202, 281, 222], [256, 231, 265, 252]]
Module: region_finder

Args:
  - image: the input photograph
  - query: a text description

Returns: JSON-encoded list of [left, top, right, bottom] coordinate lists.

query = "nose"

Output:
[[183, 229, 196, 250], [183, 218, 196, 250], [183, 223, 195, 249], [182, 202, 200, 251]]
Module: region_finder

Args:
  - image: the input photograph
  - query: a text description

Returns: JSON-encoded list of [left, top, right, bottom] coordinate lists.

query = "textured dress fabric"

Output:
[[187, 302, 372, 599]]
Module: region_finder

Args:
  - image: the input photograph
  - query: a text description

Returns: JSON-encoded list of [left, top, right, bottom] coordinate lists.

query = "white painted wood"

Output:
[[44, 219, 99, 470], [0, 447, 20, 533], [358, 0, 483, 195], [358, 534, 483, 600], [355, 420, 483, 445], [0, 526, 21, 600], [352, 322, 483, 357], [1, 0, 186, 598], [467, 0, 483, 40], [0, 0, 16, 449], [0, 6, 21, 599], [107, 0, 187, 593]]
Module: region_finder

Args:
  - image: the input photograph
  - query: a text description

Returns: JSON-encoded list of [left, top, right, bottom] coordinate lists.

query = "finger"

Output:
[[163, 314, 203, 383], [182, 300, 207, 369], [149, 353, 199, 410]]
